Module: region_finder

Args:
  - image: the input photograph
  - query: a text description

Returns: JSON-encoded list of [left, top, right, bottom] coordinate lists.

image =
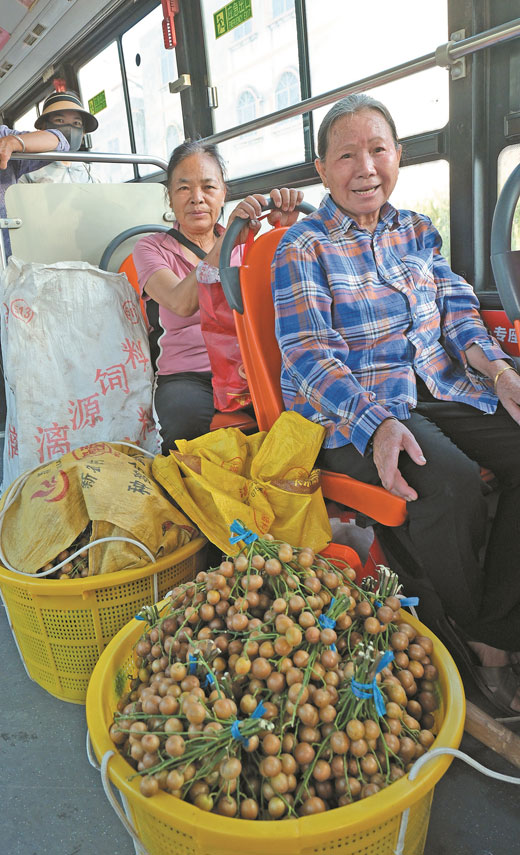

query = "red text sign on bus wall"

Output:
[[481, 309, 520, 357]]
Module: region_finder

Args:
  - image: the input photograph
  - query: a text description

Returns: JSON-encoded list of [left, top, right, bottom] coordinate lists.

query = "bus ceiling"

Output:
[[0, 0, 129, 114]]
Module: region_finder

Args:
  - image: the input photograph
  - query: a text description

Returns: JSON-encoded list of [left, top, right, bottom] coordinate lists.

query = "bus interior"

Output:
[[1, 2, 520, 854]]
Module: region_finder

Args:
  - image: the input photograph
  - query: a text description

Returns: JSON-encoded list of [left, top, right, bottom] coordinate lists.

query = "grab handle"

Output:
[[220, 199, 315, 314]]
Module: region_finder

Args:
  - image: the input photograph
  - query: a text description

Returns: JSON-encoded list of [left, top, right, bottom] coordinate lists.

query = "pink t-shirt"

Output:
[[133, 224, 242, 376]]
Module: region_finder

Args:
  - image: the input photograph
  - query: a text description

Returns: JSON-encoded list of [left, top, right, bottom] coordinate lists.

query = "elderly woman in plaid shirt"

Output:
[[272, 93, 520, 716]]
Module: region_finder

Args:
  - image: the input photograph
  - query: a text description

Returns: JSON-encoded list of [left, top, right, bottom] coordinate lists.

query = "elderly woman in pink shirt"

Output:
[[133, 139, 302, 452]]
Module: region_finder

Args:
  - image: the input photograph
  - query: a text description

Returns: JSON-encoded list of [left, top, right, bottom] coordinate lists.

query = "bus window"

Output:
[[121, 4, 184, 177], [391, 160, 450, 261], [78, 42, 133, 183], [307, 0, 449, 139], [201, 0, 305, 180], [498, 144, 520, 251], [14, 103, 40, 131]]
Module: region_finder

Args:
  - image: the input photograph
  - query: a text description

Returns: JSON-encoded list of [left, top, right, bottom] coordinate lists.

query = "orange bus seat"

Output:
[[210, 410, 257, 431], [233, 227, 407, 528], [118, 254, 258, 435]]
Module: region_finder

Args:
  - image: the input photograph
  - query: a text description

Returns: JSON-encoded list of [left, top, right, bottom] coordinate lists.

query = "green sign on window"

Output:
[[88, 90, 107, 115], [214, 0, 252, 39]]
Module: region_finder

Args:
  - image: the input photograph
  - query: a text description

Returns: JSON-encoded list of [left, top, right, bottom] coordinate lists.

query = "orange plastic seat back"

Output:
[[118, 253, 147, 324], [234, 228, 288, 431]]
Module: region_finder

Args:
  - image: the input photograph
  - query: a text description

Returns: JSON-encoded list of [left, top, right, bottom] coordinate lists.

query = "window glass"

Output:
[[237, 90, 257, 125], [166, 123, 183, 154], [391, 160, 450, 260], [498, 144, 520, 251], [78, 42, 133, 182], [122, 4, 184, 177], [14, 104, 40, 131], [307, 0, 449, 139], [296, 160, 451, 260], [273, 0, 295, 17], [202, 0, 304, 180], [233, 18, 253, 41], [275, 70, 299, 111]]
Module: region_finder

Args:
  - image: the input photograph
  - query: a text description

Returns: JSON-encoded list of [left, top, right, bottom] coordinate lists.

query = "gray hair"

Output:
[[166, 138, 227, 187], [316, 94, 399, 160]]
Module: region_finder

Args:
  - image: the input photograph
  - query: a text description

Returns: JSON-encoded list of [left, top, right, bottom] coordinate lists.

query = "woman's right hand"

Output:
[[372, 418, 426, 501], [225, 188, 304, 245], [226, 193, 270, 245], [0, 135, 23, 169]]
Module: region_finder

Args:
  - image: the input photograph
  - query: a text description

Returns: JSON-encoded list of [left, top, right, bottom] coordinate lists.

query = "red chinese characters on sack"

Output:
[[68, 394, 103, 430], [71, 443, 119, 460], [137, 406, 155, 440], [10, 298, 34, 324], [35, 423, 71, 463], [122, 338, 150, 372], [94, 364, 130, 396], [122, 300, 141, 324], [7, 425, 18, 459]]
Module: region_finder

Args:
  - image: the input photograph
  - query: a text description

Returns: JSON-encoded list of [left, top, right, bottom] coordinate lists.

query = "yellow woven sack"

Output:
[[152, 412, 332, 555], [0, 442, 197, 575]]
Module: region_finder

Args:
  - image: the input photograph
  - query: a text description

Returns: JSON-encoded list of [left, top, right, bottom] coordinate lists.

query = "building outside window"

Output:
[[275, 69, 299, 111]]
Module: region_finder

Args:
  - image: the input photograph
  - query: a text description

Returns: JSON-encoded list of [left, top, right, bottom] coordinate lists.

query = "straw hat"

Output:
[[34, 90, 99, 133]]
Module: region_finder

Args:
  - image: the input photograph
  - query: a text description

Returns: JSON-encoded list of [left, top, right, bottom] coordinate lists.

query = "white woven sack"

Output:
[[1, 257, 159, 491]]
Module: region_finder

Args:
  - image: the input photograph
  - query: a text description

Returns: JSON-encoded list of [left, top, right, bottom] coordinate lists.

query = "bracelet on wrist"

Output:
[[13, 134, 25, 152], [493, 364, 516, 392]]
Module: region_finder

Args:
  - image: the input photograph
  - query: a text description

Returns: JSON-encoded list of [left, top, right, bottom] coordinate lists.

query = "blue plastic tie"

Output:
[[230, 701, 265, 748], [375, 596, 419, 609], [188, 653, 197, 675], [351, 650, 395, 716], [134, 614, 147, 621], [229, 519, 259, 545], [204, 673, 215, 688], [251, 700, 266, 719], [318, 598, 337, 650], [399, 596, 420, 608], [231, 718, 249, 747]]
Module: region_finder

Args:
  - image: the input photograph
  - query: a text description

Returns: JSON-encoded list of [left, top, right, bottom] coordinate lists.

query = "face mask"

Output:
[[46, 124, 84, 151]]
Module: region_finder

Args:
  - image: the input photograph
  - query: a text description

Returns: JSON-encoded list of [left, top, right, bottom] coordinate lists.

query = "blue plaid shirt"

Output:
[[271, 194, 508, 455]]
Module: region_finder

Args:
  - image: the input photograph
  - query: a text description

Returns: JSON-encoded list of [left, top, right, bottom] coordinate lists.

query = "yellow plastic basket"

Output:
[[0, 537, 207, 703], [86, 610, 465, 855]]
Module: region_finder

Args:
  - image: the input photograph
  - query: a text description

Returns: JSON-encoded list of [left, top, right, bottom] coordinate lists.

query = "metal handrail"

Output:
[[8, 150, 168, 171], [201, 18, 520, 147]]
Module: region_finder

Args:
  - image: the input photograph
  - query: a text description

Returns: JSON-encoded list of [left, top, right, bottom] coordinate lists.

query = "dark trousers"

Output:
[[154, 371, 215, 453], [318, 395, 520, 650], [154, 371, 255, 455]]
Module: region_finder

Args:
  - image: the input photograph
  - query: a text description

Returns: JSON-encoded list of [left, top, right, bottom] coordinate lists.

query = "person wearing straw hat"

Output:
[[19, 90, 99, 185]]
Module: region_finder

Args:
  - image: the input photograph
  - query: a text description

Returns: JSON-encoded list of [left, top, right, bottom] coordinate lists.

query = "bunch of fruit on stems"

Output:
[[36, 524, 92, 578], [109, 522, 440, 820]]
